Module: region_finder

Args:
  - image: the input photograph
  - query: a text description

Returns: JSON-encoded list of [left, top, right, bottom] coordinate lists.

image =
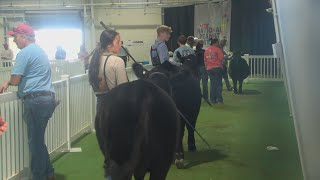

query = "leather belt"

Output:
[[23, 92, 55, 100]]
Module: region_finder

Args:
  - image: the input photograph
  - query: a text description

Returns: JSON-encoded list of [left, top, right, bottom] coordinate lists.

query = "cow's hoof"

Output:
[[175, 159, 185, 169]]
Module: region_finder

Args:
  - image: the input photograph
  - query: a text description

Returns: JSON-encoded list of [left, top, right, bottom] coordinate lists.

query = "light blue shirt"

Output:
[[11, 43, 54, 98]]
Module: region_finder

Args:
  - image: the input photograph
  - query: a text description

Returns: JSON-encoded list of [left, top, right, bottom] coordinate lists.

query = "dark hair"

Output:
[[187, 36, 194, 46], [196, 42, 203, 50], [177, 35, 187, 45], [220, 39, 227, 47], [233, 50, 243, 57], [210, 38, 219, 45], [89, 29, 119, 92]]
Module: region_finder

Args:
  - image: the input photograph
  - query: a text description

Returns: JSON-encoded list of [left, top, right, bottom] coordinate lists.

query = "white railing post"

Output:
[[61, 75, 82, 153]]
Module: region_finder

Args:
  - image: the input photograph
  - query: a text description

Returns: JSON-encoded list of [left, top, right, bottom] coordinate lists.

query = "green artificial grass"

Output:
[[53, 81, 303, 180]]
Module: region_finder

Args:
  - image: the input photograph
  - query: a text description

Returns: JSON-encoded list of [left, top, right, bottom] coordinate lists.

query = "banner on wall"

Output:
[[194, 0, 232, 48]]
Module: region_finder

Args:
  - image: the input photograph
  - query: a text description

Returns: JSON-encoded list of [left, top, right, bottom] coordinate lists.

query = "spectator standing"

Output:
[[204, 38, 225, 104], [1, 42, 14, 67], [171, 35, 195, 66], [150, 25, 172, 66], [195, 40, 208, 101], [78, 45, 92, 72], [0, 23, 57, 180], [55, 46, 66, 60], [220, 39, 232, 91]]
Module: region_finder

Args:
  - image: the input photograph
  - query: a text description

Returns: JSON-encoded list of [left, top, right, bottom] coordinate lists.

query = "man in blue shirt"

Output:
[[0, 24, 57, 180]]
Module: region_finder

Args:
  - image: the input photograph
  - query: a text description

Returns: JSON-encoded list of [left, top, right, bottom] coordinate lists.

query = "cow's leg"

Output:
[[175, 116, 185, 169], [239, 80, 243, 94], [107, 159, 133, 180], [232, 78, 238, 94], [133, 160, 147, 180], [187, 110, 200, 152], [149, 158, 172, 180]]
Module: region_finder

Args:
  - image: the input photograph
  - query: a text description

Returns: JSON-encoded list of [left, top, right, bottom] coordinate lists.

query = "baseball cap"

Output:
[[7, 24, 35, 37]]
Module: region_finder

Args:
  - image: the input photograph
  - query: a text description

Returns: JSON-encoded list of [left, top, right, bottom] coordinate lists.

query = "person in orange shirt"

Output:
[[204, 38, 225, 104]]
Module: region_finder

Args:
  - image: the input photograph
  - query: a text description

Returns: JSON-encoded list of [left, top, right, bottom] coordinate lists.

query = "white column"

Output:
[[271, 0, 293, 116], [276, 1, 320, 179], [90, 0, 96, 51]]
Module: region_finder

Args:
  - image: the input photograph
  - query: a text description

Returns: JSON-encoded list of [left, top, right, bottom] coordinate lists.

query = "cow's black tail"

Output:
[[132, 63, 145, 79]]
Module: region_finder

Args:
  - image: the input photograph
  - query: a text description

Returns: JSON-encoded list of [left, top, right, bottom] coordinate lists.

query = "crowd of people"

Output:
[[150, 25, 249, 104], [0, 23, 250, 180]]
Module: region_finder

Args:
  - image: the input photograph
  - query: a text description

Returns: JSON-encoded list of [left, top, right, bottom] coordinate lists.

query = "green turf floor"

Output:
[[53, 81, 303, 180]]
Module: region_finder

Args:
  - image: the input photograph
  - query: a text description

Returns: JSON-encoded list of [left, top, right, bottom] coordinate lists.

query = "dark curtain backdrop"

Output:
[[230, 0, 276, 55], [164, 5, 194, 51]]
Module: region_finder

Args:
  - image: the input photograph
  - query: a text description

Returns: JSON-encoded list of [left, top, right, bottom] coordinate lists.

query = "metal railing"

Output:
[[0, 63, 152, 180], [0, 74, 95, 180], [243, 55, 283, 81], [0, 56, 283, 179], [1, 55, 284, 85], [0, 61, 85, 93]]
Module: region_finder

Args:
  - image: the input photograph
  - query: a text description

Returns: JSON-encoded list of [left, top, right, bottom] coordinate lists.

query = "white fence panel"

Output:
[[0, 74, 94, 180], [0, 93, 28, 180], [69, 75, 93, 138], [0, 69, 17, 92], [243, 55, 283, 81], [0, 61, 85, 92]]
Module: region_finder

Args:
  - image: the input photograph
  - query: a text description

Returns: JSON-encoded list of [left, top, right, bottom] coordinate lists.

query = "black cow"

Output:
[[228, 51, 250, 94], [133, 61, 202, 169], [95, 79, 179, 180]]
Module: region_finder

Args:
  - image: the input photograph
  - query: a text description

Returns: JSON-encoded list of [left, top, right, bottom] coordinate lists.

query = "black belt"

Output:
[[23, 92, 55, 99]]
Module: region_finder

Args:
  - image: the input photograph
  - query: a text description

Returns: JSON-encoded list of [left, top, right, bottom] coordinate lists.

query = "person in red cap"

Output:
[[1, 42, 13, 67], [0, 23, 57, 180]]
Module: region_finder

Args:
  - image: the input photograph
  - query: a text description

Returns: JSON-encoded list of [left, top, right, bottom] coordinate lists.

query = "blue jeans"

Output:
[[23, 95, 57, 180], [207, 67, 223, 103], [199, 66, 209, 100]]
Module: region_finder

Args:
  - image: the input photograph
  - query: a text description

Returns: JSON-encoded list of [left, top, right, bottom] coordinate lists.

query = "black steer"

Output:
[[95, 79, 179, 180], [228, 52, 250, 94], [133, 61, 202, 168]]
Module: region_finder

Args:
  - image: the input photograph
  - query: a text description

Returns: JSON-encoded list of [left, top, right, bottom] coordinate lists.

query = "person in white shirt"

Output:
[[1, 43, 14, 67]]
